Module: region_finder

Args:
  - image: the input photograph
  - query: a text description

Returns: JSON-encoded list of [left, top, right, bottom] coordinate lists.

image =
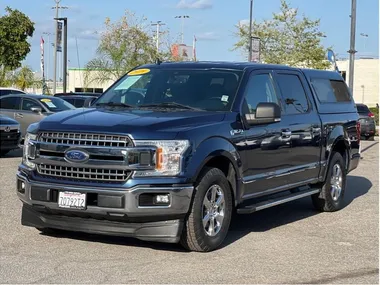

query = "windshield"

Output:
[[39, 97, 75, 112], [96, 68, 243, 111]]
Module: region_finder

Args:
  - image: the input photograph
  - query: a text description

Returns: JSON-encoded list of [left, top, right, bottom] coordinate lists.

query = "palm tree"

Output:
[[13, 66, 37, 91]]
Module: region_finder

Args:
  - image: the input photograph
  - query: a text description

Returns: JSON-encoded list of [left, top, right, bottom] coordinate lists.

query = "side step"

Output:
[[236, 188, 321, 214]]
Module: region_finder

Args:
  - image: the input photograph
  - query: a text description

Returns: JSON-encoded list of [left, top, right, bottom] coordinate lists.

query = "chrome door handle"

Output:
[[281, 130, 292, 137]]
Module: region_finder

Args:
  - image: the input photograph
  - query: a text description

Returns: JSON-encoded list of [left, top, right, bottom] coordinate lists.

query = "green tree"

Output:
[[0, 7, 34, 85], [85, 10, 179, 85], [13, 66, 38, 91], [233, 0, 329, 69]]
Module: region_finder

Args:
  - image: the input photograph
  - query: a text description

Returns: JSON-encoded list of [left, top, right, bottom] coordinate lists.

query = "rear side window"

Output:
[[73, 99, 85, 108], [310, 78, 351, 103], [276, 74, 309, 114], [0, 97, 21, 110]]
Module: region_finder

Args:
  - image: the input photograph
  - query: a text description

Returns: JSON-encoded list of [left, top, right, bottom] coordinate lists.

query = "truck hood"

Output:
[[37, 107, 226, 140]]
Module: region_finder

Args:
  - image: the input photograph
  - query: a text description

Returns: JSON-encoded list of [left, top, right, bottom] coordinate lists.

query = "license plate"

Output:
[[58, 191, 86, 209]]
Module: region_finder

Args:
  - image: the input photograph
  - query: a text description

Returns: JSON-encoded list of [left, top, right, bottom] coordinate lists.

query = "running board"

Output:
[[236, 188, 321, 214]]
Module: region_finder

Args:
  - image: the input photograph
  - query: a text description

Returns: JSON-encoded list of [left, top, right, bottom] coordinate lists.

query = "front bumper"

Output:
[[17, 171, 194, 243]]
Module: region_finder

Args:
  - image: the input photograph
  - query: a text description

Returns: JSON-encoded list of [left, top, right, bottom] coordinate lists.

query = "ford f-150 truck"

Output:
[[17, 62, 361, 252]]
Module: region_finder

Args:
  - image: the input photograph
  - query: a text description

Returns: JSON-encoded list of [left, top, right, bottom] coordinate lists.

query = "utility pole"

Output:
[[348, 0, 357, 92], [151, 21, 165, 52], [175, 15, 190, 44], [52, 0, 68, 94], [55, 17, 67, 93], [248, 0, 254, 62]]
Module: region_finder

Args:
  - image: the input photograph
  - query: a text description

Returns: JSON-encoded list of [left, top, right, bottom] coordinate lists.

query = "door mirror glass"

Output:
[[245, 102, 281, 125], [31, 107, 42, 113]]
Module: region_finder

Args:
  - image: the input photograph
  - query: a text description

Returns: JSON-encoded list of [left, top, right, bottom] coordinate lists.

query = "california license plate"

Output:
[[58, 191, 86, 209]]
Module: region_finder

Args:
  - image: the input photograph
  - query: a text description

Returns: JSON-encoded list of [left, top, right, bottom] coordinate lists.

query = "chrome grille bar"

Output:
[[38, 132, 132, 148]]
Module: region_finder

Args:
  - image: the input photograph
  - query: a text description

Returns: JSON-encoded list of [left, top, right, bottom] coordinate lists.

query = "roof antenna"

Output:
[[155, 58, 162, 65]]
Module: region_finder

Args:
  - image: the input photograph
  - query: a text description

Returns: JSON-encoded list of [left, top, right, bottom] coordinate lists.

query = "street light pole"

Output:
[[348, 0, 357, 92], [52, 0, 68, 94], [248, 0, 253, 62], [175, 15, 190, 44], [360, 33, 369, 51]]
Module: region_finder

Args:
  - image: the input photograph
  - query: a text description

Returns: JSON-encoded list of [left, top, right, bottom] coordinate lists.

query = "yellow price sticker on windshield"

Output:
[[40, 98, 52, 102], [127, 68, 150, 76]]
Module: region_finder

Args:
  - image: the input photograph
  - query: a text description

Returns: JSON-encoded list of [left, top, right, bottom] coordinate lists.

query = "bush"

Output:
[[369, 107, 379, 126]]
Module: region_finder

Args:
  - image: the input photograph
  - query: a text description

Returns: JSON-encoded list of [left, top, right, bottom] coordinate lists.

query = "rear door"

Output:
[[0, 96, 21, 122], [19, 98, 45, 135], [273, 70, 322, 186], [241, 70, 294, 198]]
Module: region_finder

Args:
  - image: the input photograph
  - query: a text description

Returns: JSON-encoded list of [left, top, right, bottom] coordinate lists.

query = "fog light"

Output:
[[154, 194, 170, 205], [17, 180, 26, 194]]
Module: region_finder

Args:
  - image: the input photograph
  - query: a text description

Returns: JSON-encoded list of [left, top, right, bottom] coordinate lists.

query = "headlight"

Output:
[[133, 140, 190, 177], [22, 133, 37, 169]]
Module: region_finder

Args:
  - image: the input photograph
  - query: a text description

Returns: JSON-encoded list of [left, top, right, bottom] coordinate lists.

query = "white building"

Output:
[[67, 68, 114, 94], [336, 58, 379, 107]]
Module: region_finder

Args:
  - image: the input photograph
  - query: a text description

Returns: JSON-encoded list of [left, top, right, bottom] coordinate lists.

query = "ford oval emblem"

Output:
[[65, 149, 89, 163]]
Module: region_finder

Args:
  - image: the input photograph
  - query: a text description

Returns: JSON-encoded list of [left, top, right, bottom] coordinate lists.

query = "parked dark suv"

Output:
[[356, 103, 376, 140], [17, 62, 360, 252], [0, 115, 21, 156]]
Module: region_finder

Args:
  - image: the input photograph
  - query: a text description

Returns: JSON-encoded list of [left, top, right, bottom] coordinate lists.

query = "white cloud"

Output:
[[176, 0, 213, 9], [196, 32, 220, 41]]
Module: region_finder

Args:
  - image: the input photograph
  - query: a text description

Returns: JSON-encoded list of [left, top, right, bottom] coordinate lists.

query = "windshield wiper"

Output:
[[139, 102, 203, 111], [95, 102, 134, 108]]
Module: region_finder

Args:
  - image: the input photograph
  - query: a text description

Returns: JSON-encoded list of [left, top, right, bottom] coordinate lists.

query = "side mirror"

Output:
[[31, 107, 42, 114], [245, 102, 281, 125]]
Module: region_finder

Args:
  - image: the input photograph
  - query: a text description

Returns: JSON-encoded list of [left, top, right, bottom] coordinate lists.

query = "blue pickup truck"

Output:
[[17, 62, 361, 252]]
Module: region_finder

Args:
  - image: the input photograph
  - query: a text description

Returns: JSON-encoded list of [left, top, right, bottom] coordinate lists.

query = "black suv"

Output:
[[17, 62, 360, 252], [0, 115, 21, 156]]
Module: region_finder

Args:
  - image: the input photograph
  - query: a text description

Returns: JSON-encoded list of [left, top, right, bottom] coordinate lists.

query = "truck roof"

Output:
[[140, 61, 301, 71]]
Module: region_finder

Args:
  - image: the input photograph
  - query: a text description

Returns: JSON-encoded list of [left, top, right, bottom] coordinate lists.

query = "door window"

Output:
[[0, 97, 21, 110], [22, 99, 41, 111], [276, 74, 309, 114], [243, 73, 279, 114]]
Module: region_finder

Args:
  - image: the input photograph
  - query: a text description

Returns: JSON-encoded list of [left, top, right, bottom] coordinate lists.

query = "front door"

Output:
[[19, 98, 45, 135], [241, 70, 293, 199]]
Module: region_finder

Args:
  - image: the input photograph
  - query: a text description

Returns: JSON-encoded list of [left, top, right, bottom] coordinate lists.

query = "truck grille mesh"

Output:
[[38, 132, 132, 148], [37, 164, 131, 182]]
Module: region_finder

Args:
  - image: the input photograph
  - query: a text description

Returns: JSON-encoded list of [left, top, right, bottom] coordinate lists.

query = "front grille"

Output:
[[37, 164, 131, 182], [38, 132, 132, 148], [0, 129, 19, 134]]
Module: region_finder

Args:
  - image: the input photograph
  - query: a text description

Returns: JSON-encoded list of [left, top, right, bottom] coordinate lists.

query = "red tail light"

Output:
[[368, 112, 375, 118]]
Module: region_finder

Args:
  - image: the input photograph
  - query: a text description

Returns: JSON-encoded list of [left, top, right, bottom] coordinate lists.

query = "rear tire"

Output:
[[180, 167, 233, 252], [312, 152, 346, 212]]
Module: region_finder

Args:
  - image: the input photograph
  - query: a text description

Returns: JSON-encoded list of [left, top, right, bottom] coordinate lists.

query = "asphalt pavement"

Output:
[[0, 140, 378, 284]]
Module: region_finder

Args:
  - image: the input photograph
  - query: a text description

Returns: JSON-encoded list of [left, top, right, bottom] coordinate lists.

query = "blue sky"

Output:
[[1, 0, 379, 79]]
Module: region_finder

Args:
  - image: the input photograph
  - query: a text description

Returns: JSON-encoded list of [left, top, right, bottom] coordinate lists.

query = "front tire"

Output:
[[180, 167, 233, 252], [312, 152, 346, 212]]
